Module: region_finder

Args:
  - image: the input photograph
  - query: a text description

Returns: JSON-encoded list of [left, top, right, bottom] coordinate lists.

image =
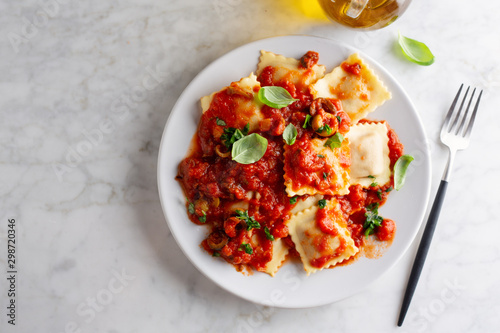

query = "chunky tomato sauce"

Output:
[[176, 51, 404, 274]]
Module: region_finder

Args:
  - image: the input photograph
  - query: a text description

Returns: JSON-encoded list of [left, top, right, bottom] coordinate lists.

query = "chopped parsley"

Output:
[[318, 199, 327, 209], [264, 226, 275, 241], [235, 209, 261, 231], [370, 182, 378, 187], [317, 124, 333, 135], [289, 196, 297, 205], [317, 154, 325, 158], [363, 203, 383, 237], [212, 252, 221, 257], [368, 175, 376, 179], [198, 212, 207, 223], [220, 123, 249, 148], [303, 114, 311, 128], [188, 202, 195, 215], [336, 115, 342, 125], [239, 243, 253, 254], [376, 189, 383, 200], [323, 172, 328, 180], [216, 117, 226, 126], [385, 186, 393, 193]]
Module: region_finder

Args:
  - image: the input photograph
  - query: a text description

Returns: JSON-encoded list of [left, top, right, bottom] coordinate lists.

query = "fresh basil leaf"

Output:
[[324, 133, 344, 150], [336, 115, 342, 125], [368, 175, 375, 179], [370, 182, 378, 187], [318, 199, 327, 209], [394, 154, 414, 190], [264, 226, 275, 241], [239, 243, 253, 254], [221, 126, 245, 148], [258, 86, 298, 109], [216, 117, 226, 126], [289, 196, 297, 205], [303, 114, 311, 128], [283, 123, 298, 145], [231, 133, 268, 164], [398, 32, 435, 66], [242, 123, 250, 135]]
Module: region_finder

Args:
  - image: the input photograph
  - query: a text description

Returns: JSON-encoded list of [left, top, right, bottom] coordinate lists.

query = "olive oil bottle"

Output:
[[317, 0, 412, 30]]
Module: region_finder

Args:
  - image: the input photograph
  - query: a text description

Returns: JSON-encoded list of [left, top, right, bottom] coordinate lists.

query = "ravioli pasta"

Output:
[[177, 50, 404, 277]]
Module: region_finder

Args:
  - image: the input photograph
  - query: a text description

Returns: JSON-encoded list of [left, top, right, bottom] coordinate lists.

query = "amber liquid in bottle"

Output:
[[318, 0, 411, 30]]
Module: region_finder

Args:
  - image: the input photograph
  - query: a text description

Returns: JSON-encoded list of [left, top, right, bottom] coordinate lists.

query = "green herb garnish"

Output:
[[239, 243, 253, 254], [231, 133, 268, 164], [318, 199, 327, 209], [257, 86, 298, 109], [216, 117, 226, 126], [289, 196, 297, 205], [398, 32, 435, 66], [336, 115, 342, 125], [303, 114, 311, 128], [370, 182, 378, 187], [377, 190, 382, 200], [368, 175, 376, 179], [264, 226, 275, 241], [394, 154, 414, 190], [385, 186, 393, 193], [188, 202, 195, 215], [317, 154, 325, 158], [363, 203, 383, 237], [235, 209, 261, 231], [323, 172, 328, 180], [220, 124, 248, 149], [212, 252, 221, 257], [198, 212, 207, 223], [283, 123, 298, 145], [324, 133, 344, 150], [317, 124, 333, 135]]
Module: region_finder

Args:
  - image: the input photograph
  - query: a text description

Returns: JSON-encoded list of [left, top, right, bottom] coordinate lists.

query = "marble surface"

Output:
[[1, 0, 499, 332]]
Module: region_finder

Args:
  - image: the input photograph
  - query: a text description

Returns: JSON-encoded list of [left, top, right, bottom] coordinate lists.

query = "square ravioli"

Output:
[[346, 122, 391, 187], [200, 73, 264, 133], [284, 136, 351, 197], [256, 50, 326, 94], [310, 53, 391, 124], [287, 198, 359, 275]]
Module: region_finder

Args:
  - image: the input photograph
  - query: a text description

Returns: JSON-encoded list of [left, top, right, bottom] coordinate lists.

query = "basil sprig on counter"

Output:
[[398, 32, 435, 66], [232, 133, 268, 164], [283, 123, 298, 145], [394, 154, 414, 190], [258, 86, 298, 109]]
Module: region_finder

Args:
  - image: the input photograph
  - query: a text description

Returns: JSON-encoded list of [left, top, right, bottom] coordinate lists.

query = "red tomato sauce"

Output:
[[176, 52, 404, 273]]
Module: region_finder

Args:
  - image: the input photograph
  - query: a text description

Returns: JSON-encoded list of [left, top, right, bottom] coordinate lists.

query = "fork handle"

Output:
[[397, 180, 449, 326]]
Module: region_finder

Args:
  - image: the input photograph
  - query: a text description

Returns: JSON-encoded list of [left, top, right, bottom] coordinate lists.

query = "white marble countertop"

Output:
[[1, 0, 499, 332]]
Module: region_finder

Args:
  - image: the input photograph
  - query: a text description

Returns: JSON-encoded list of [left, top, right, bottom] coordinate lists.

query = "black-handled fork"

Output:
[[397, 84, 483, 326]]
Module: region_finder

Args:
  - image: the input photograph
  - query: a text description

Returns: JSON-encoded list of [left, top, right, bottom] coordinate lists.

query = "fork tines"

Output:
[[443, 84, 483, 139]]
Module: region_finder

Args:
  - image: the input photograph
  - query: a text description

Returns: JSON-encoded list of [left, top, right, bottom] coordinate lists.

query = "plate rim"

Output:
[[157, 34, 432, 308]]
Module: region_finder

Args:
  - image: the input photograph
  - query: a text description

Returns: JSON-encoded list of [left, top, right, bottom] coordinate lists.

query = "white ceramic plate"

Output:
[[157, 35, 431, 308]]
